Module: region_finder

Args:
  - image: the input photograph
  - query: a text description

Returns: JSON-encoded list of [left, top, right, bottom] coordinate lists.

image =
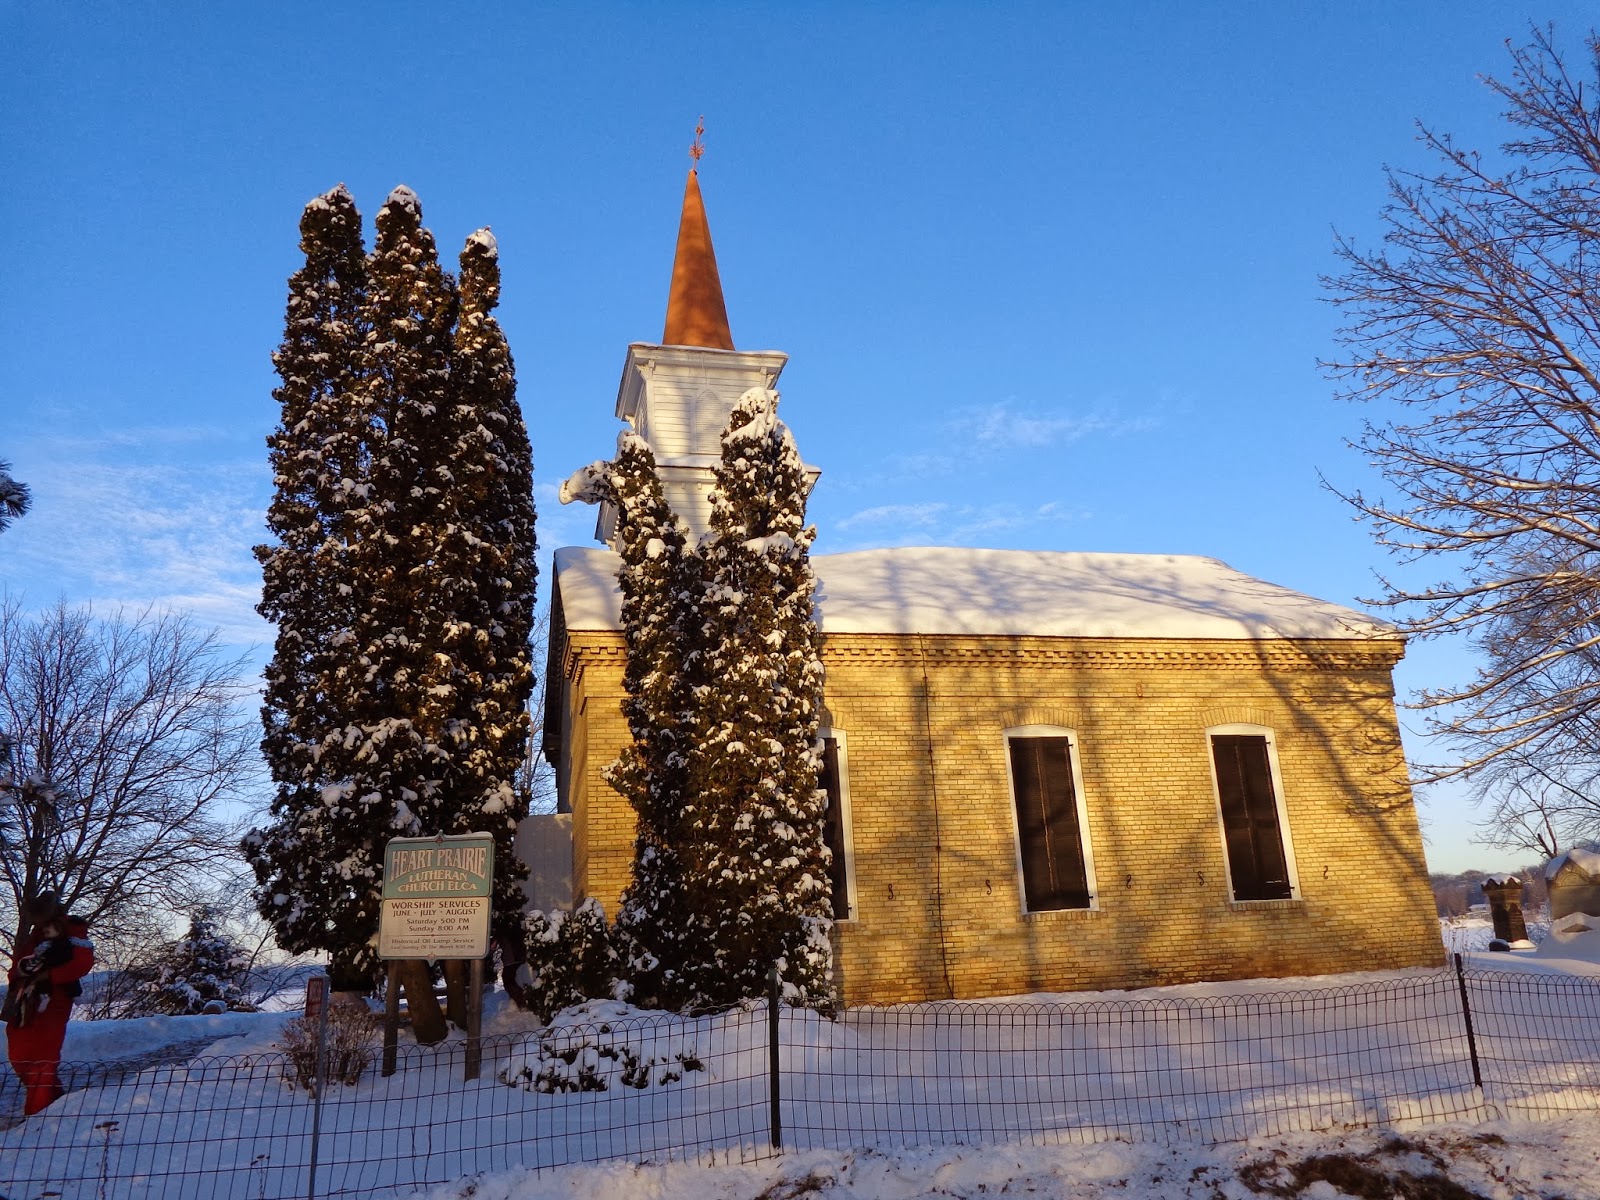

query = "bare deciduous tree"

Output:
[[0, 597, 256, 952], [520, 600, 557, 816], [1325, 28, 1600, 799], [1471, 747, 1600, 860]]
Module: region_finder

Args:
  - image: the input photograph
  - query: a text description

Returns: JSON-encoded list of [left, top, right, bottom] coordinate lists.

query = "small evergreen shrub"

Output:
[[517, 898, 621, 1022], [498, 1016, 704, 1094], [128, 907, 255, 1016]]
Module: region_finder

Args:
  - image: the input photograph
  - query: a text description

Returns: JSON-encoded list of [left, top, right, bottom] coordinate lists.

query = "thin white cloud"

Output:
[[949, 399, 1161, 450], [862, 397, 1161, 485], [534, 478, 609, 556], [875, 450, 961, 479], [1, 437, 274, 656], [830, 500, 1084, 548], [836, 502, 950, 531], [1, 435, 601, 665], [32, 422, 245, 452]]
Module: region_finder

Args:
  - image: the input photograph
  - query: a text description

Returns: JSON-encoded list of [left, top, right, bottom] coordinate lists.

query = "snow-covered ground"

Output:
[[1440, 908, 1552, 956], [406, 1115, 1600, 1200], [57, 1008, 292, 1062], [3, 943, 1598, 1199]]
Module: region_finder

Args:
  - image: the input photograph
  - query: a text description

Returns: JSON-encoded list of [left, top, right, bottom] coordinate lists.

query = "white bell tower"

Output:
[[592, 166, 818, 546]]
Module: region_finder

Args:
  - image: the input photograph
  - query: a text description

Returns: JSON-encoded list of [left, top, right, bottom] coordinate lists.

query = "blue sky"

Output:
[[3, 2, 1593, 874]]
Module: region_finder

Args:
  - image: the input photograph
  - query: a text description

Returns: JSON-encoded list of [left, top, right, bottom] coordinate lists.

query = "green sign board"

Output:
[[378, 833, 495, 960]]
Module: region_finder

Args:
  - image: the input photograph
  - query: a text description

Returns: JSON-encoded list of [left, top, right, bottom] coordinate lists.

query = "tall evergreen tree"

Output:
[[338, 185, 463, 860], [679, 387, 832, 1007], [245, 185, 376, 987], [563, 433, 699, 1007], [441, 227, 537, 953], [248, 188, 537, 1000], [324, 185, 466, 1028]]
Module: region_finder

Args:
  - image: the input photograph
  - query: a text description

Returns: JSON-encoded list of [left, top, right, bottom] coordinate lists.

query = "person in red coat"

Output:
[[4, 893, 94, 1115]]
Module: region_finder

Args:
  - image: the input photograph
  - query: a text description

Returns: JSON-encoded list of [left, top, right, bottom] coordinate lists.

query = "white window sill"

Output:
[[1226, 897, 1305, 913], [1023, 906, 1102, 923]]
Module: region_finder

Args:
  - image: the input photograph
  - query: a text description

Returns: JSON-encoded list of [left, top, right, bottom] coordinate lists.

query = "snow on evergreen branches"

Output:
[[443, 222, 538, 952], [560, 387, 832, 1011], [248, 184, 381, 985], [247, 187, 536, 989], [130, 906, 254, 1016], [516, 899, 621, 1022], [599, 433, 702, 1008], [559, 460, 611, 507], [680, 387, 832, 1008]]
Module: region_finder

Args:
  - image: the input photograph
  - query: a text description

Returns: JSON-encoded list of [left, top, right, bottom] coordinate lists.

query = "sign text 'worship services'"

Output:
[[378, 833, 495, 960]]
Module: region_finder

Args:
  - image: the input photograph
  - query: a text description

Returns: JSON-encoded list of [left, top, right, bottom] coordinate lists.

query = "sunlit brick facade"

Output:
[[547, 595, 1444, 1006]]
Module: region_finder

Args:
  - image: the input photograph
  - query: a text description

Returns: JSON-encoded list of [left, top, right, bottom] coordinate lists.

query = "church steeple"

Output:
[[662, 169, 734, 351], [582, 141, 817, 548]]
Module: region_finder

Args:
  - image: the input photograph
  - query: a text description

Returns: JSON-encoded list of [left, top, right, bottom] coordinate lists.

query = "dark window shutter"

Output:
[[1010, 736, 1090, 910], [1211, 735, 1292, 901], [820, 737, 851, 919]]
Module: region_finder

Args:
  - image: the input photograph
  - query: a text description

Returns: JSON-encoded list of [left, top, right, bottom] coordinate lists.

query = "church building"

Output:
[[538, 166, 1445, 1006]]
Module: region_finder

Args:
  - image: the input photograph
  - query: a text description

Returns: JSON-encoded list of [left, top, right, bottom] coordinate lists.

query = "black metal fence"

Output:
[[3, 958, 1598, 1200]]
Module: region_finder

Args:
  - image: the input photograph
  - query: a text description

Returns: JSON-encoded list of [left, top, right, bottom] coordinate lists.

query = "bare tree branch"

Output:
[[519, 600, 557, 815], [0, 597, 257, 954], [1469, 746, 1600, 859], [1325, 27, 1600, 801]]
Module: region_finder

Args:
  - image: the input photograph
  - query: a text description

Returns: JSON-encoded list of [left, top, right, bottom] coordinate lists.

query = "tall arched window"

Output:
[[1206, 724, 1300, 902], [1004, 726, 1097, 912], [818, 728, 857, 921]]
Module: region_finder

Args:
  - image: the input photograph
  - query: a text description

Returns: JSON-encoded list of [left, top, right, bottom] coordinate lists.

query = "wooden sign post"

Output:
[[377, 832, 494, 1080]]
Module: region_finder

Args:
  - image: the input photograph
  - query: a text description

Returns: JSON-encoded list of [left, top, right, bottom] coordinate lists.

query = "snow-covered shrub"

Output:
[[517, 899, 621, 1022], [127, 907, 255, 1016], [498, 1014, 704, 1094], [278, 1002, 381, 1092]]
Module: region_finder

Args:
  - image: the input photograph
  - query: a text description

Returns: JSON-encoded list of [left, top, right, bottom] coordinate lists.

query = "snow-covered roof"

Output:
[[1546, 847, 1600, 882], [554, 545, 1397, 641]]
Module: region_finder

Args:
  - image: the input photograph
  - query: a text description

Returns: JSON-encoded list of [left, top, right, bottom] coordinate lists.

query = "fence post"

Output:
[[1453, 952, 1484, 1090], [95, 1119, 120, 1200], [306, 975, 330, 1200], [382, 962, 400, 1078], [767, 964, 782, 1151], [465, 957, 484, 1082]]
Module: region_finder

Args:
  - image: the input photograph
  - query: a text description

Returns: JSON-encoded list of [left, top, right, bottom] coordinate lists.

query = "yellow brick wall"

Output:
[[556, 629, 1444, 1006], [562, 641, 634, 914]]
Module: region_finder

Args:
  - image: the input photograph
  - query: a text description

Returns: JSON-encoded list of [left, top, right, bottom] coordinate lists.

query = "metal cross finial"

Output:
[[690, 117, 705, 169]]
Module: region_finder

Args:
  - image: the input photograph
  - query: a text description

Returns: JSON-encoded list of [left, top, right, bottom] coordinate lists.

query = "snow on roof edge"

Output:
[[1546, 846, 1600, 882], [553, 545, 1399, 643]]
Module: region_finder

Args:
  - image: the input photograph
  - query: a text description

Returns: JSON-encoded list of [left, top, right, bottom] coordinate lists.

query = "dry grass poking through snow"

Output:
[[751, 1171, 837, 1200], [1235, 1133, 1555, 1199]]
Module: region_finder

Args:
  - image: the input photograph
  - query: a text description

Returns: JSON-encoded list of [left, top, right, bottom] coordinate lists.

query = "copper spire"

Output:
[[661, 124, 734, 350]]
